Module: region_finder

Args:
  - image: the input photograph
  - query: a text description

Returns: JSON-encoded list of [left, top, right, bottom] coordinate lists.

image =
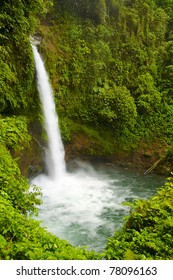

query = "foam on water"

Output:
[[31, 164, 130, 250]]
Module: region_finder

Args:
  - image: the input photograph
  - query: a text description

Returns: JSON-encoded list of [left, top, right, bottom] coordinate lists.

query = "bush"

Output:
[[104, 177, 173, 260]]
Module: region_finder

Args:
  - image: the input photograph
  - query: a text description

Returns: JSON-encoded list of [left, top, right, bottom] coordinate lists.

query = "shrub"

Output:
[[104, 177, 173, 260]]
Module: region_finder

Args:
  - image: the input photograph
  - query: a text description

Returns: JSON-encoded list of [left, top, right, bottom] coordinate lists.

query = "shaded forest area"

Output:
[[0, 0, 173, 259]]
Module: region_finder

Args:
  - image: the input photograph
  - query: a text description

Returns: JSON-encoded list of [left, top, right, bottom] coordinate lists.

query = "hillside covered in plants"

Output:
[[38, 0, 173, 173], [0, 0, 173, 260]]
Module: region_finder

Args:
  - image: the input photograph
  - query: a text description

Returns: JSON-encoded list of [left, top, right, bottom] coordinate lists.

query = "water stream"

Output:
[[31, 45, 165, 252], [31, 44, 65, 181]]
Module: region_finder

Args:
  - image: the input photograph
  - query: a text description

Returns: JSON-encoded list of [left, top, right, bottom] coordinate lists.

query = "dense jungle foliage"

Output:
[[0, 0, 173, 259], [105, 177, 173, 260], [39, 0, 173, 160]]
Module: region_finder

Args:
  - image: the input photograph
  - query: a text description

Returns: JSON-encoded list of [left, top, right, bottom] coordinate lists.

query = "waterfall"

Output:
[[31, 45, 66, 181], [30, 44, 164, 252], [30, 43, 122, 251]]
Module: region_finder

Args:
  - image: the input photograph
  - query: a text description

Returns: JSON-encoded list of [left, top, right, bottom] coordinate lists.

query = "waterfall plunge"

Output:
[[31, 45, 65, 182], [30, 45, 131, 251], [30, 46, 164, 251]]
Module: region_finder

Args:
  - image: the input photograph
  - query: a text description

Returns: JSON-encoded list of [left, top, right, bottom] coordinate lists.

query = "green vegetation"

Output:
[[104, 177, 173, 260], [2, 0, 173, 158], [36, 0, 173, 166], [0, 0, 173, 260]]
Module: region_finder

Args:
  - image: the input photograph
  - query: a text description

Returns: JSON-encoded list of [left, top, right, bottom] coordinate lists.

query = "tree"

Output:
[[92, 82, 137, 129]]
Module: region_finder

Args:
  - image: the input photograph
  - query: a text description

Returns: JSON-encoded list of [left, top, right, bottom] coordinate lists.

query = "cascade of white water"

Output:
[[31, 45, 66, 180]]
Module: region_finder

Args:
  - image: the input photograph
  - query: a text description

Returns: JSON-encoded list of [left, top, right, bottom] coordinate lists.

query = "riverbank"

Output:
[[64, 131, 172, 176]]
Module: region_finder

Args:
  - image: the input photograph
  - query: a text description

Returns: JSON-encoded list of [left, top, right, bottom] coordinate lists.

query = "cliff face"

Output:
[[32, 1, 172, 175], [64, 133, 170, 175], [1, 0, 173, 176]]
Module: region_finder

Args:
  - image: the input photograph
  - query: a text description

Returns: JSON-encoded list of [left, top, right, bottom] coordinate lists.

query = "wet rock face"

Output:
[[30, 32, 44, 46], [15, 140, 43, 178], [64, 134, 172, 176], [13, 120, 45, 178]]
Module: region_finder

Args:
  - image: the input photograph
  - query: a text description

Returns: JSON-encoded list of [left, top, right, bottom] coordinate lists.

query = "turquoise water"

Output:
[[35, 162, 165, 252]]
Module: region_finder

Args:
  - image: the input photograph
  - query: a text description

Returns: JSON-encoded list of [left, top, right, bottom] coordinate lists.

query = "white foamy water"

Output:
[[31, 164, 130, 251], [31, 45, 163, 251]]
